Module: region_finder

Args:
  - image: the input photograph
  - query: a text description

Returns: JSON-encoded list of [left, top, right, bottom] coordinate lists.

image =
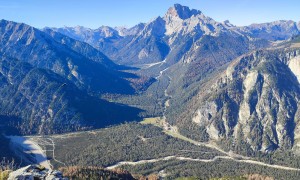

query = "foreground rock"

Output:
[[8, 165, 67, 180]]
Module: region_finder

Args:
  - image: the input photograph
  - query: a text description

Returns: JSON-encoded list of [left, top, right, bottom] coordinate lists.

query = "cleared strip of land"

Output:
[[8, 136, 52, 170]]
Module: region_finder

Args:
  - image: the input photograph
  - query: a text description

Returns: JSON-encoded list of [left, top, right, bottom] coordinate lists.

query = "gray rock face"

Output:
[[112, 16, 169, 65], [8, 165, 67, 180], [166, 4, 202, 20], [180, 48, 300, 152]]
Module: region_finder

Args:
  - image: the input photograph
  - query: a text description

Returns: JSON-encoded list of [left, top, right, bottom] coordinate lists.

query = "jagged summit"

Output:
[[95, 25, 120, 38], [165, 4, 201, 20], [222, 20, 235, 28], [115, 23, 145, 36], [0, 19, 14, 24], [0, 19, 27, 28]]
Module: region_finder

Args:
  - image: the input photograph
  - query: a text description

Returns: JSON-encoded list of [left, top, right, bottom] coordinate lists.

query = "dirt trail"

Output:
[[106, 155, 300, 171]]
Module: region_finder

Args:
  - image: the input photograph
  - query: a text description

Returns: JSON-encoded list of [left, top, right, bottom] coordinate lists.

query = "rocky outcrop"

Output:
[[8, 165, 67, 180], [181, 48, 300, 152]]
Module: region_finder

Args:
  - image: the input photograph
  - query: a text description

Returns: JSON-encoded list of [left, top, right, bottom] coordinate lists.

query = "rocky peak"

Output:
[[0, 19, 18, 27], [163, 4, 227, 38], [0, 19, 32, 31], [165, 4, 201, 20], [73, 25, 91, 32], [140, 16, 166, 37], [115, 23, 145, 36], [0, 19, 8, 26], [0, 20, 42, 46], [96, 26, 119, 38], [222, 20, 235, 28]]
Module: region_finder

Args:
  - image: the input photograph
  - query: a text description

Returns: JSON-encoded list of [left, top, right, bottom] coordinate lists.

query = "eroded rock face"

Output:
[[185, 49, 300, 152], [8, 165, 67, 180]]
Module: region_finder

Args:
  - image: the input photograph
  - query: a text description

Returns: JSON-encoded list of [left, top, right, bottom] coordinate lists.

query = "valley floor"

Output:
[[10, 121, 300, 179]]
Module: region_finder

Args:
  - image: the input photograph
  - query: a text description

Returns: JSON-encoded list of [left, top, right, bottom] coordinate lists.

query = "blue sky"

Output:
[[0, 0, 299, 28]]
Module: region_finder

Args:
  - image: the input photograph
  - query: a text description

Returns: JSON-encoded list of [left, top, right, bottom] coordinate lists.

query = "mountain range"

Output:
[[49, 4, 300, 66], [1, 3, 300, 170], [46, 4, 300, 153], [0, 19, 145, 135]]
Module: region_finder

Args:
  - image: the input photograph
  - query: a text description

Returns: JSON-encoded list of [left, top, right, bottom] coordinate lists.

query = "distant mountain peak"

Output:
[[166, 4, 201, 20], [140, 16, 166, 37], [222, 20, 235, 28]]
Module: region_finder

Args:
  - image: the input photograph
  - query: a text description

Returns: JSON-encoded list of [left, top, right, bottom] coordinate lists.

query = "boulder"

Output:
[[8, 165, 67, 180]]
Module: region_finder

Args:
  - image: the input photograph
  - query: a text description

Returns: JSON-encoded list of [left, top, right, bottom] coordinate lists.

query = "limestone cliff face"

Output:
[[186, 48, 300, 151]]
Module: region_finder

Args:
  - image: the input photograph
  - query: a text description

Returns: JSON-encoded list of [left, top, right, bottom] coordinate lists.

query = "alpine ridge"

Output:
[[0, 19, 135, 94], [2, 3, 300, 180]]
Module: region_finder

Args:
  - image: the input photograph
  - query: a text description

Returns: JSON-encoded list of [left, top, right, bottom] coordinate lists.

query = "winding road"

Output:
[[106, 154, 300, 171], [124, 61, 300, 173]]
